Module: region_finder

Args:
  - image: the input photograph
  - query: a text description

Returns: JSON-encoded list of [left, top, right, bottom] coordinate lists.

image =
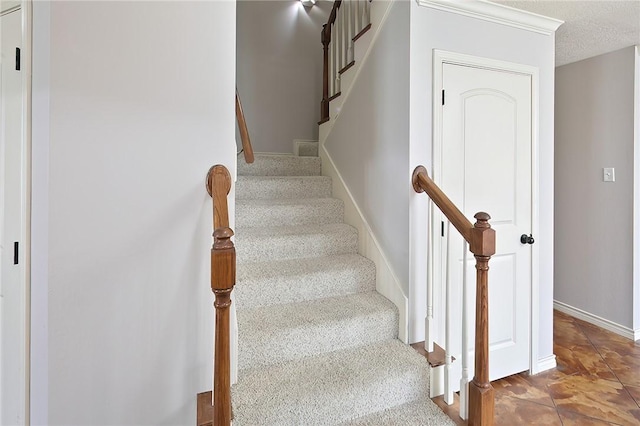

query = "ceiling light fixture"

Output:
[[300, 0, 317, 7]]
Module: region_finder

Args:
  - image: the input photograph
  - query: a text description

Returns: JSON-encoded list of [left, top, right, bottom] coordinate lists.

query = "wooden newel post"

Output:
[[206, 164, 234, 426], [468, 212, 496, 426], [211, 227, 235, 426], [320, 24, 330, 123]]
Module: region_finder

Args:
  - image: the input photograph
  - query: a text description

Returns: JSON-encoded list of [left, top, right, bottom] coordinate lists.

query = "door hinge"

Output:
[[442, 89, 445, 106], [15, 47, 20, 71], [14, 242, 19, 264], [441, 221, 445, 237]]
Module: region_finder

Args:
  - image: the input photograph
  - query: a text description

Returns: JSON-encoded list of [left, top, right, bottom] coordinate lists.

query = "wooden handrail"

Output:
[[412, 166, 472, 242], [236, 89, 254, 164], [412, 166, 495, 426], [206, 165, 235, 426]]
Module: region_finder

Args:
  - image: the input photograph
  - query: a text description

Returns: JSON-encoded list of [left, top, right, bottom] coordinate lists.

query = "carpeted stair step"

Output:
[[341, 399, 456, 425], [236, 175, 332, 200], [235, 223, 358, 263], [237, 292, 397, 370], [234, 254, 376, 309], [238, 154, 321, 176], [236, 198, 344, 228], [231, 339, 432, 425]]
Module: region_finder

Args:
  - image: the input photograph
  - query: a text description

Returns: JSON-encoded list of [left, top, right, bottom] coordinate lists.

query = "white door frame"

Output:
[[430, 49, 542, 375], [1, 1, 32, 423]]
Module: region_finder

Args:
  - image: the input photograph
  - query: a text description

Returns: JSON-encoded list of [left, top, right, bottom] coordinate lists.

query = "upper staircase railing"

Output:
[[412, 166, 495, 426], [206, 165, 235, 426], [320, 0, 372, 124], [236, 88, 254, 164]]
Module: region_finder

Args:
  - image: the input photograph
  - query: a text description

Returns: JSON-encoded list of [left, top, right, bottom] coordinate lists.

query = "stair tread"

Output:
[[235, 254, 376, 309], [232, 339, 432, 425], [238, 291, 396, 333], [237, 222, 353, 238], [236, 175, 331, 200], [236, 223, 358, 263], [237, 253, 374, 281], [236, 197, 344, 227], [236, 197, 341, 207], [238, 154, 321, 176], [342, 399, 456, 426], [238, 292, 398, 370]]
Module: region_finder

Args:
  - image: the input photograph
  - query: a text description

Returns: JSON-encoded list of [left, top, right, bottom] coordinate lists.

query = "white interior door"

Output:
[[1, 6, 27, 424], [437, 61, 533, 381]]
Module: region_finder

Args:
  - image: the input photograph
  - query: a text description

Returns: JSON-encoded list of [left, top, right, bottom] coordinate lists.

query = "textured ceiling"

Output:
[[492, 0, 640, 66]]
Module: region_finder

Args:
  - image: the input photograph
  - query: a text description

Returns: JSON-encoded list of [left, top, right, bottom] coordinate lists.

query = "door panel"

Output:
[[440, 62, 532, 381]]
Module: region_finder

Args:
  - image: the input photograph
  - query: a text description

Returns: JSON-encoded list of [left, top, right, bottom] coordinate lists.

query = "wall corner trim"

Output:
[[415, 0, 564, 35], [554, 300, 638, 341]]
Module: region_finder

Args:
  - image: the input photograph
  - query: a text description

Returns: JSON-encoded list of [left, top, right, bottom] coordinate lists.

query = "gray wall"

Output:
[[31, 1, 237, 424], [324, 1, 411, 296], [237, 0, 331, 153], [555, 46, 637, 328]]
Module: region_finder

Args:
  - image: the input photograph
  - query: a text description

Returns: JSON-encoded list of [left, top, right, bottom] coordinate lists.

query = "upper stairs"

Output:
[[229, 153, 455, 425]]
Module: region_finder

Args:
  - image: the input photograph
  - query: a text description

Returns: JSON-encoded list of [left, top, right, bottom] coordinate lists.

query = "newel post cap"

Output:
[[470, 212, 496, 257]]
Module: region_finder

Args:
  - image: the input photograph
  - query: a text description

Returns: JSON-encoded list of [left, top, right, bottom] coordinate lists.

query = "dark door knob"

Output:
[[520, 234, 535, 245]]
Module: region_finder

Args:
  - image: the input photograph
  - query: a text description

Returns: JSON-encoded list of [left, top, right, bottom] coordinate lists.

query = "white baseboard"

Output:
[[554, 300, 640, 341], [320, 144, 409, 343], [535, 354, 557, 374]]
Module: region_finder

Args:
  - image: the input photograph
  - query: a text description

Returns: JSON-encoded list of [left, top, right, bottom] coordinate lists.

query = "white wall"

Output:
[[408, 4, 557, 364], [31, 2, 236, 424], [236, 0, 331, 154], [555, 47, 636, 329], [323, 0, 411, 296]]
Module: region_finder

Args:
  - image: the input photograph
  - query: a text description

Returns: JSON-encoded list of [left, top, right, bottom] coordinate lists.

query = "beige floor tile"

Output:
[[548, 374, 640, 424]]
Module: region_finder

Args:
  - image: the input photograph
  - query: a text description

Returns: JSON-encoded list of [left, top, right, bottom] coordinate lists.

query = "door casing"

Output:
[[0, 1, 32, 423]]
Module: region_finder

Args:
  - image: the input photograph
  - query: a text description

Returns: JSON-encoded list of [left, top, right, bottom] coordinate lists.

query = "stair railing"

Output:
[[206, 164, 235, 426], [412, 166, 495, 426], [236, 88, 254, 164], [320, 0, 372, 123]]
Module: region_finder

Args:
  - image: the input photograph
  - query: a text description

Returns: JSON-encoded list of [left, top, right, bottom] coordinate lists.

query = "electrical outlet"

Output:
[[603, 167, 615, 182]]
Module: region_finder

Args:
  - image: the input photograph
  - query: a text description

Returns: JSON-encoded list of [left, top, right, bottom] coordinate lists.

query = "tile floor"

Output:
[[427, 310, 640, 425]]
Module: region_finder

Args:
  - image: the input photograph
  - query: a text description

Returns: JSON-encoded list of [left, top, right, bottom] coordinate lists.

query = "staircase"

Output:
[[230, 153, 455, 425]]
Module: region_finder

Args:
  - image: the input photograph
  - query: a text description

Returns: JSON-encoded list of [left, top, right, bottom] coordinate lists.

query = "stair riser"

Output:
[[297, 142, 318, 157], [238, 309, 398, 371], [236, 230, 358, 263], [236, 200, 344, 228], [238, 155, 321, 176], [235, 261, 376, 309], [236, 176, 332, 200]]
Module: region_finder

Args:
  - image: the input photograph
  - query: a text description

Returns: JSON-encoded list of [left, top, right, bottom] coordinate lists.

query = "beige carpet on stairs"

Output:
[[231, 154, 456, 425]]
